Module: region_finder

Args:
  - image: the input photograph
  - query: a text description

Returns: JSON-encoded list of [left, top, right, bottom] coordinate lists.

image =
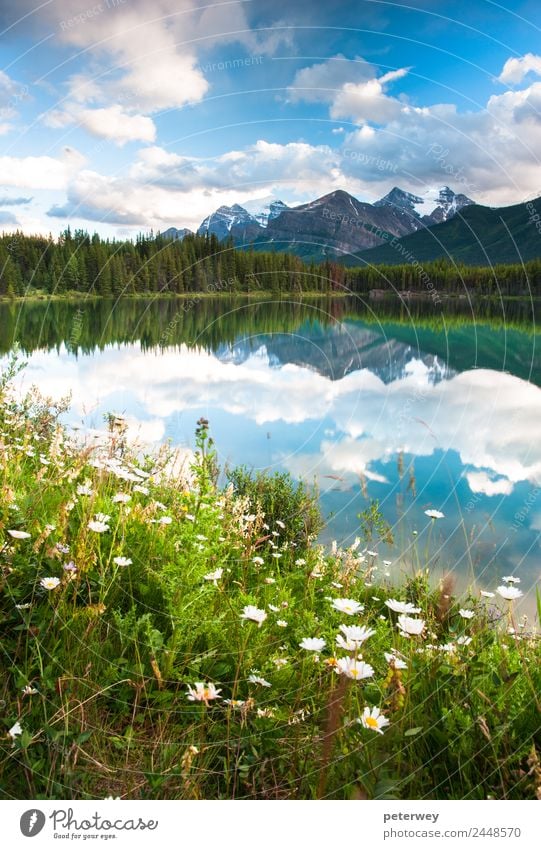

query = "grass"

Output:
[[0, 353, 540, 800]]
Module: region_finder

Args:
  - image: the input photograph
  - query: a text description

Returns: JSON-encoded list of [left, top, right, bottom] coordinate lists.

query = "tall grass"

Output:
[[0, 357, 540, 800]]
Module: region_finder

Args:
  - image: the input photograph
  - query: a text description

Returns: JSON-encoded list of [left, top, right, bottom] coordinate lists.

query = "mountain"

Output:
[[374, 186, 474, 226], [255, 189, 423, 258], [254, 199, 289, 227], [354, 196, 541, 266], [196, 203, 263, 242], [160, 227, 192, 241]]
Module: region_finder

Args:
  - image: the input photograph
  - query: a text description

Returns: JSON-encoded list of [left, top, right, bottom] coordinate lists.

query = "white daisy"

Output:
[[497, 585, 523, 601], [385, 599, 421, 614], [425, 509, 445, 519], [241, 605, 267, 627], [458, 609, 475, 619], [397, 615, 425, 636], [331, 598, 364, 616], [7, 529, 31, 540], [336, 657, 374, 681], [336, 624, 375, 650], [113, 556, 132, 567], [248, 674, 271, 687], [88, 520, 109, 533], [384, 652, 407, 669], [299, 637, 326, 652], [186, 682, 222, 704], [40, 576, 61, 590], [204, 568, 223, 585], [359, 706, 390, 734]]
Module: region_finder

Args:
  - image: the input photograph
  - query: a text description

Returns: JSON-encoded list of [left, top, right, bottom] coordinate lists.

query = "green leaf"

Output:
[[404, 727, 423, 737]]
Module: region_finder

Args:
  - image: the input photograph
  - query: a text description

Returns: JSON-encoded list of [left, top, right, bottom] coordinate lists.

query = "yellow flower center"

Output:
[[365, 716, 379, 729]]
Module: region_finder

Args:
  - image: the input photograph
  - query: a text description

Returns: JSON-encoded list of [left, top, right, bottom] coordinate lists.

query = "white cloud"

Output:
[[466, 471, 514, 497], [288, 55, 377, 103], [45, 104, 156, 145], [498, 53, 541, 86], [0, 148, 85, 191]]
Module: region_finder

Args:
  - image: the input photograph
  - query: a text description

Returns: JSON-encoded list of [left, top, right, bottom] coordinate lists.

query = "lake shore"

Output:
[[1, 361, 539, 801]]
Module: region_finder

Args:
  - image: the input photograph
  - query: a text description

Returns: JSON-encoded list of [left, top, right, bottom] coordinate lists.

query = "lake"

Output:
[[2, 295, 540, 611]]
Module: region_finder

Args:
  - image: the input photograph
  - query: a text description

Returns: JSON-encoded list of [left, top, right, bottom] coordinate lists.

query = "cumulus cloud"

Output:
[[466, 471, 514, 497], [0, 148, 85, 191], [498, 53, 541, 86], [44, 104, 156, 145], [287, 55, 377, 103]]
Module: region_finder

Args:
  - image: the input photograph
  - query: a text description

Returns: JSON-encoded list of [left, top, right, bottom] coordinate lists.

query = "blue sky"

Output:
[[1, 0, 541, 236]]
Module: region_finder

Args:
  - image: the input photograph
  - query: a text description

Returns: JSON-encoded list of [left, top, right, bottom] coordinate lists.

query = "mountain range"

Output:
[[159, 186, 541, 266]]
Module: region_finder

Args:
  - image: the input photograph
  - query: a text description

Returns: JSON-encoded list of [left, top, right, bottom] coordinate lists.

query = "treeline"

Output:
[[1, 228, 540, 298]]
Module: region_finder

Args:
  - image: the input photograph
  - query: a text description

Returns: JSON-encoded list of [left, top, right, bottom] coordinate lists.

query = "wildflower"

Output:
[[22, 686, 38, 695], [252, 556, 264, 565], [157, 516, 172, 525], [112, 493, 131, 504], [77, 482, 94, 496], [310, 566, 324, 578], [56, 542, 70, 554], [384, 652, 407, 669], [276, 520, 285, 529], [133, 484, 149, 496], [366, 550, 378, 557], [40, 577, 61, 591], [331, 598, 364, 615], [15, 603, 31, 610], [459, 609, 475, 619], [271, 552, 282, 558], [241, 605, 267, 627], [502, 575, 520, 584], [383, 560, 392, 567], [295, 558, 306, 566], [331, 581, 343, 589], [480, 591, 495, 598], [186, 682, 222, 705], [224, 699, 246, 708], [113, 557, 132, 567], [273, 658, 288, 668], [7, 529, 31, 540], [8, 721, 22, 739], [185, 513, 195, 522], [425, 509, 445, 519], [276, 620, 288, 628], [497, 585, 523, 601], [336, 624, 375, 650], [264, 577, 276, 584], [268, 604, 280, 612], [88, 520, 109, 533], [299, 637, 326, 652], [248, 674, 271, 687], [359, 706, 390, 734], [63, 561, 77, 572], [204, 568, 223, 585], [457, 636, 472, 646], [385, 599, 421, 614], [397, 615, 425, 636], [257, 707, 275, 718], [336, 657, 374, 681]]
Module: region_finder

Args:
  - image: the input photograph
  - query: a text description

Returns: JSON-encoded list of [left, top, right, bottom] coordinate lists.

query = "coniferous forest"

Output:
[[1, 228, 540, 299]]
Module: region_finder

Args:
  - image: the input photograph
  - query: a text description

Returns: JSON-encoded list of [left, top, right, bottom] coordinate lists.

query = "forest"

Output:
[[1, 228, 540, 298]]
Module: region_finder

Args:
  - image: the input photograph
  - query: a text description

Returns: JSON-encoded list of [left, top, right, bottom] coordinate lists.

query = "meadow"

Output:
[[1, 352, 540, 800]]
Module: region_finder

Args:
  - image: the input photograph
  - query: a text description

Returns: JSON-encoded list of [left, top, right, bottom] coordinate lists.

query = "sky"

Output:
[[2, 0, 541, 237]]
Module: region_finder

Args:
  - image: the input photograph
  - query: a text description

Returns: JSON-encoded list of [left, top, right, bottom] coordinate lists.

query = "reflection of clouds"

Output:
[[13, 342, 541, 488], [466, 471, 514, 497]]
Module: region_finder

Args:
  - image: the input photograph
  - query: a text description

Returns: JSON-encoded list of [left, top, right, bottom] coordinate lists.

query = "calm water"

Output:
[[2, 295, 540, 609]]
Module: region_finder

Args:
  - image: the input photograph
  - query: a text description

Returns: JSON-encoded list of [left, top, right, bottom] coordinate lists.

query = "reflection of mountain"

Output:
[[216, 321, 453, 384]]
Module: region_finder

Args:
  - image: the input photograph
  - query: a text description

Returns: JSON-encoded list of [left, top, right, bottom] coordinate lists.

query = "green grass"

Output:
[[0, 355, 540, 800]]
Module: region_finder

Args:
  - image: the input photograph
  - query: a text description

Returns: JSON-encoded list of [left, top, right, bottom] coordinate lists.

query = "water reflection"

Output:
[[2, 296, 540, 607]]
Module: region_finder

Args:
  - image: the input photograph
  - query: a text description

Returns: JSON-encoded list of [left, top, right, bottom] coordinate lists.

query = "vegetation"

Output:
[[1, 228, 541, 301], [1, 356, 540, 800]]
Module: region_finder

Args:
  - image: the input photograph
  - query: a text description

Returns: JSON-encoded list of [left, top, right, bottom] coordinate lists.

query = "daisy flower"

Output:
[[385, 599, 421, 614], [336, 657, 374, 681], [186, 682, 222, 705], [425, 509, 445, 520], [113, 556, 132, 567], [336, 624, 375, 650], [241, 605, 267, 627], [359, 706, 390, 734], [252, 556, 264, 565], [40, 577, 61, 591], [7, 529, 31, 540], [480, 591, 495, 598], [204, 568, 223, 585], [397, 615, 425, 636], [276, 620, 288, 628], [88, 520, 109, 533], [502, 576, 520, 584], [331, 598, 364, 616], [384, 652, 407, 669], [497, 585, 523, 601], [459, 609, 475, 619], [299, 637, 326, 652], [8, 721, 22, 739], [248, 674, 271, 687]]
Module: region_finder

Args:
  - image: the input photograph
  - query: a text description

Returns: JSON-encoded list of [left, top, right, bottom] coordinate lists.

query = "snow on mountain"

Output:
[[197, 204, 258, 239], [375, 186, 474, 226]]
